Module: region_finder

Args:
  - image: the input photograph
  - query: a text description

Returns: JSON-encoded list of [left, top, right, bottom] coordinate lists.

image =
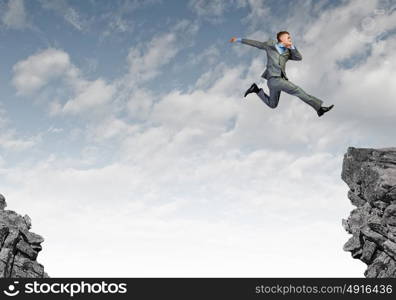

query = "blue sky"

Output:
[[0, 0, 395, 277]]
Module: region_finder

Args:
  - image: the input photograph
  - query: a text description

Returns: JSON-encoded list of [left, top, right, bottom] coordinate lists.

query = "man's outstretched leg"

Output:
[[267, 77, 334, 117], [244, 83, 280, 109]]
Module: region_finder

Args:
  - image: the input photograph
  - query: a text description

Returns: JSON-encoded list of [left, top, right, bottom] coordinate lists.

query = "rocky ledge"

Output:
[[342, 147, 396, 278], [0, 193, 49, 278]]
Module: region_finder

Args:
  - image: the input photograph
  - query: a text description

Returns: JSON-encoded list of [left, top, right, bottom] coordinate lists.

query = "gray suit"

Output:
[[241, 38, 323, 111]]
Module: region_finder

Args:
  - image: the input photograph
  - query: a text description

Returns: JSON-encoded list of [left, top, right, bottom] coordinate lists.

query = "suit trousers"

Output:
[[256, 75, 323, 111]]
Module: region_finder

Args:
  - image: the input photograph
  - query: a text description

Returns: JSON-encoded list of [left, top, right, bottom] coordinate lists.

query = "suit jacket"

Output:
[[241, 38, 302, 80]]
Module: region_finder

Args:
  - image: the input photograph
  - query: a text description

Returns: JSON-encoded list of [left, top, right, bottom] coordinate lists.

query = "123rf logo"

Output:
[[3, 281, 20, 297]]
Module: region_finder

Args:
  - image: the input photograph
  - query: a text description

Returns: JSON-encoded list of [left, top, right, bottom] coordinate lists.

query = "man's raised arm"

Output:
[[229, 37, 271, 49]]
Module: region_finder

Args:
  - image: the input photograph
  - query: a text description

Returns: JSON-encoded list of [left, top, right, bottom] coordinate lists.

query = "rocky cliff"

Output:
[[0, 193, 49, 278], [342, 147, 396, 278]]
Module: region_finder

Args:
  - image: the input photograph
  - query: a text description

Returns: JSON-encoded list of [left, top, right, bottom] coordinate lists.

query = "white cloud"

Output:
[[127, 32, 179, 82], [241, 0, 271, 30], [106, 15, 131, 33], [186, 44, 221, 66], [125, 19, 199, 85], [12, 48, 118, 118], [47, 126, 63, 134], [1, 0, 29, 29], [0, 129, 38, 152], [189, 0, 229, 17], [333, 37, 396, 118], [78, 18, 201, 141], [97, 0, 162, 40], [0, 144, 362, 277], [12, 48, 72, 95], [39, 0, 86, 31], [126, 88, 155, 121], [188, 0, 247, 22], [0, 104, 39, 152], [149, 89, 238, 131], [62, 79, 116, 115], [85, 116, 137, 142]]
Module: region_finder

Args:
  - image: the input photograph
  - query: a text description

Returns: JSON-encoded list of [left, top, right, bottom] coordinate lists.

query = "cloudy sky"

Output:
[[0, 0, 395, 277]]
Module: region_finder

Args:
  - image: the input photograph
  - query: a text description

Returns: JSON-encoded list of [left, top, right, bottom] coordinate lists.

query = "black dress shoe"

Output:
[[244, 83, 260, 98], [317, 104, 334, 117]]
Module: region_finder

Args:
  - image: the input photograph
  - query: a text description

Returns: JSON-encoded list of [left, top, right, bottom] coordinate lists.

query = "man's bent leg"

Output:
[[270, 78, 323, 111], [256, 85, 281, 108]]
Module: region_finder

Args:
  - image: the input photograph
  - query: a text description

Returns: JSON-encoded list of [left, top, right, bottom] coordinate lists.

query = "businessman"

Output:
[[230, 31, 334, 117]]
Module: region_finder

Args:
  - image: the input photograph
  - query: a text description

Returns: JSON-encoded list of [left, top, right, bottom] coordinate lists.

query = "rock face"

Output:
[[0, 193, 49, 278], [342, 147, 396, 278]]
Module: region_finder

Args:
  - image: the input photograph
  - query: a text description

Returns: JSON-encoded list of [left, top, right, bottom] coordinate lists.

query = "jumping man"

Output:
[[230, 31, 334, 117]]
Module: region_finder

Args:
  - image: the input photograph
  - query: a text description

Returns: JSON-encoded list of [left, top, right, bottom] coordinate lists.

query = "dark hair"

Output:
[[277, 31, 289, 42]]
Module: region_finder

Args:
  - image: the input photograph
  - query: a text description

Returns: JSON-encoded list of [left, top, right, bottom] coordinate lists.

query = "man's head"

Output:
[[276, 31, 291, 45]]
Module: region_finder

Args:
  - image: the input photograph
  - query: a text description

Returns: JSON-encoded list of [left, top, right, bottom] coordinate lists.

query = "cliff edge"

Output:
[[342, 147, 396, 277], [0, 193, 49, 278]]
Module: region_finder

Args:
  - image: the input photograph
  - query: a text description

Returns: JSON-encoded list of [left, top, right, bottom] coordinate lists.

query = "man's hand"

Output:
[[283, 41, 293, 48], [229, 37, 237, 43]]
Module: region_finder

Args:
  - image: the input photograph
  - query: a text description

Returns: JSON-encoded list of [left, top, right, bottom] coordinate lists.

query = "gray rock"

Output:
[[384, 204, 396, 226], [348, 190, 367, 207], [383, 240, 396, 260], [0, 194, 6, 210], [342, 147, 396, 277], [16, 239, 38, 260], [360, 225, 387, 244], [0, 193, 48, 278], [343, 232, 362, 253], [361, 240, 377, 264], [23, 215, 32, 229]]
